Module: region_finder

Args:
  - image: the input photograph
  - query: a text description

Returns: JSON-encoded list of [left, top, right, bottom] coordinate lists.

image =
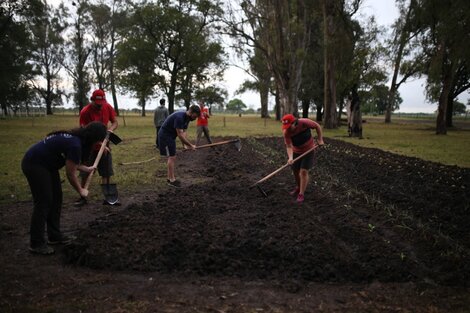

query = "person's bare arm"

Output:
[[108, 119, 118, 132], [286, 144, 294, 164], [65, 160, 89, 198], [312, 121, 324, 145], [176, 129, 196, 150]]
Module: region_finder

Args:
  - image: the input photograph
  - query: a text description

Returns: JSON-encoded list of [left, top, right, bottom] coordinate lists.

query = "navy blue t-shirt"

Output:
[[23, 133, 82, 170], [159, 111, 190, 139]]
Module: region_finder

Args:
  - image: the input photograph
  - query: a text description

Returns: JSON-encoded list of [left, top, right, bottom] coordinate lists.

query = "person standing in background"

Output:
[[196, 100, 212, 146], [154, 98, 169, 148], [77, 89, 118, 206]]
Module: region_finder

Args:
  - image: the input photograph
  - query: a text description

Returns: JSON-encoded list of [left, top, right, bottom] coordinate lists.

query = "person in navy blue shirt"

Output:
[[158, 105, 200, 187], [21, 122, 107, 255]]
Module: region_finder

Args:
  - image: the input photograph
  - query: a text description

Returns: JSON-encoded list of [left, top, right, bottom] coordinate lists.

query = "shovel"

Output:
[[83, 131, 122, 203], [101, 182, 119, 205], [192, 138, 242, 151], [249, 144, 319, 197]]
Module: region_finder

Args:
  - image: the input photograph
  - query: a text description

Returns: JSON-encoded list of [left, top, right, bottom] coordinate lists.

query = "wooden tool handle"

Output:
[[83, 134, 110, 190], [250, 145, 319, 188], [195, 139, 239, 149]]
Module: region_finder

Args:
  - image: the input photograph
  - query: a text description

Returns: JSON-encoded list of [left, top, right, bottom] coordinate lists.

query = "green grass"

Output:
[[328, 118, 470, 168], [1, 113, 469, 204]]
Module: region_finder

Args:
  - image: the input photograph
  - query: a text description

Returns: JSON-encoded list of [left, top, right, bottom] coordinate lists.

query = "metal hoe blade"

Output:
[[234, 139, 242, 151], [256, 185, 268, 198]]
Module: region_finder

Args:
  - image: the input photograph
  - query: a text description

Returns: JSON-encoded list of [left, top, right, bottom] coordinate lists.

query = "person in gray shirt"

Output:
[[154, 98, 169, 148]]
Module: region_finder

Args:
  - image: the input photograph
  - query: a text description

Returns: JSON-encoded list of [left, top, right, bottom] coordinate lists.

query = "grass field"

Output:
[[1, 113, 469, 204]]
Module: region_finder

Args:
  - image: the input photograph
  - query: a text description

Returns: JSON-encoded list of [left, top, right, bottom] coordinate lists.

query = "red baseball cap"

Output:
[[281, 114, 296, 130], [90, 89, 107, 105]]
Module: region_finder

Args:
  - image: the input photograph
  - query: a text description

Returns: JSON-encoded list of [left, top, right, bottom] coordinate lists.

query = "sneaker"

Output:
[[289, 187, 300, 196], [167, 179, 182, 188], [48, 235, 77, 245], [296, 193, 305, 204], [73, 197, 87, 207], [29, 245, 55, 255]]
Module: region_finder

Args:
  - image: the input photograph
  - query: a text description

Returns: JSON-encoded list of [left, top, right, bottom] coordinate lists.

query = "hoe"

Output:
[[249, 145, 320, 197], [192, 138, 242, 151]]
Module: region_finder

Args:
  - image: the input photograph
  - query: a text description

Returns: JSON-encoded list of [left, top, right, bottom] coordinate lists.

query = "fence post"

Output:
[[223, 116, 226, 127]]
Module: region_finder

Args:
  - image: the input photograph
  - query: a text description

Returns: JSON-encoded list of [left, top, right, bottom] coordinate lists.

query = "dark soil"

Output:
[[1, 137, 469, 312]]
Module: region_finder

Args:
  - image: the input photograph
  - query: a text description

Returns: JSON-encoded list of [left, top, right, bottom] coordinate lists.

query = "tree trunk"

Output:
[[322, 1, 337, 129], [446, 94, 453, 128], [140, 96, 146, 117], [167, 63, 179, 114], [301, 99, 309, 118], [45, 74, 53, 115], [385, 86, 398, 123], [1, 103, 8, 116], [259, 80, 269, 118], [316, 104, 322, 122], [350, 88, 362, 138], [436, 73, 453, 135], [275, 87, 281, 120], [385, 2, 412, 123]]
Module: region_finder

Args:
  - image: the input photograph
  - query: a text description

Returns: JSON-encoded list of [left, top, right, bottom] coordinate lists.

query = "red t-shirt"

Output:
[[79, 102, 117, 150], [79, 102, 117, 127], [196, 106, 210, 126], [283, 118, 318, 154]]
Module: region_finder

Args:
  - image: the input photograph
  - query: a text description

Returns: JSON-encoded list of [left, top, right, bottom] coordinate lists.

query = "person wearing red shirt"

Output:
[[282, 114, 324, 204], [78, 89, 118, 205], [196, 100, 212, 146]]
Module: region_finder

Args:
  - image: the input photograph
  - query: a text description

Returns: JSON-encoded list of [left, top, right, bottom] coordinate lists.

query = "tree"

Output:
[[322, 0, 371, 129], [363, 84, 402, 115], [89, 0, 128, 116], [226, 0, 310, 117], [63, 0, 92, 112], [453, 101, 466, 115], [132, 0, 225, 114], [384, 0, 423, 123], [115, 22, 159, 117], [417, 0, 470, 134], [226, 98, 247, 113], [234, 47, 272, 118], [29, 0, 67, 115], [0, 0, 37, 116], [195, 85, 228, 112]]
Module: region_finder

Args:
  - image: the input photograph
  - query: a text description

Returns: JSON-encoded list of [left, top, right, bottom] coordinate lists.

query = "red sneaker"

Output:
[[296, 193, 304, 204], [289, 187, 300, 196]]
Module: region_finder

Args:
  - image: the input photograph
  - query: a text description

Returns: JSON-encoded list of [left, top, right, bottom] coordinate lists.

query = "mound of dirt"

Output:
[[64, 137, 470, 286]]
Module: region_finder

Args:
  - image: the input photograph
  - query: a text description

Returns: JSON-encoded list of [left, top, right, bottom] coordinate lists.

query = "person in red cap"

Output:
[[196, 100, 212, 146], [281, 113, 324, 204], [77, 89, 118, 205]]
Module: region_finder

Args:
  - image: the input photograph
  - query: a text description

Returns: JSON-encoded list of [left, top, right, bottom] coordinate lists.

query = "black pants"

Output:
[[156, 126, 161, 147], [21, 159, 62, 248]]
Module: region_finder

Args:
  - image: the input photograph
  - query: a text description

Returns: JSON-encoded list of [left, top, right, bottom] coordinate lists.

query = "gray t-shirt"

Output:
[[154, 105, 169, 127]]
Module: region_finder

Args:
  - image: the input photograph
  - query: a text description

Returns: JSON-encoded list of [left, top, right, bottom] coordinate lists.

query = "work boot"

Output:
[[29, 245, 55, 255], [296, 193, 305, 204], [289, 187, 300, 197]]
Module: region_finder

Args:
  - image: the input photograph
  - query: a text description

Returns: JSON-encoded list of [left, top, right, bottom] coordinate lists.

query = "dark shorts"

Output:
[[291, 151, 315, 171], [158, 132, 176, 157], [81, 150, 114, 177]]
